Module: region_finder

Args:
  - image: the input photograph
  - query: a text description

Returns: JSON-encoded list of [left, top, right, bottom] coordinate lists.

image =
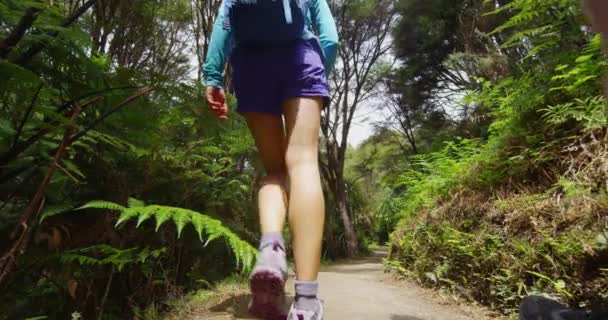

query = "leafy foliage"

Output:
[[0, 1, 258, 319], [383, 0, 608, 315], [389, 220, 604, 312], [79, 199, 257, 271], [60, 245, 167, 272]]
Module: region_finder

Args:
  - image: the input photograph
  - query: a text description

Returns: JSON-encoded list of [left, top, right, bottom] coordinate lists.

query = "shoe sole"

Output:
[[249, 269, 286, 320]]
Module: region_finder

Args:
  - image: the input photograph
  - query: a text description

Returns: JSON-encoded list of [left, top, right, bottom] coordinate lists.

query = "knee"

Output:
[[258, 173, 288, 189], [285, 145, 318, 172]]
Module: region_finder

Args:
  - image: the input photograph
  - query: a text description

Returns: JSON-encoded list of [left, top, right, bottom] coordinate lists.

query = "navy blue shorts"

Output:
[[230, 39, 329, 115]]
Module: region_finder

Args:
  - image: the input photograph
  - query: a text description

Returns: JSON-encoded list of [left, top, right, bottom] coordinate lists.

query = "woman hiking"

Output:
[[203, 0, 338, 319]]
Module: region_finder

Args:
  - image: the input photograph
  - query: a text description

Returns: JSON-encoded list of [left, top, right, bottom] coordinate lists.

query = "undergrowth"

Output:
[[387, 4, 608, 314]]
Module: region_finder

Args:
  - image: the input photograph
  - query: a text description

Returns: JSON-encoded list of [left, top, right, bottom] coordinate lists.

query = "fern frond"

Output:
[[60, 245, 167, 272], [79, 199, 257, 271], [78, 200, 126, 212], [40, 204, 75, 223]]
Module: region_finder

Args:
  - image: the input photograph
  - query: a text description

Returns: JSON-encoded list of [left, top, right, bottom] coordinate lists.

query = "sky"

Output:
[[348, 102, 381, 147], [349, 119, 374, 147]]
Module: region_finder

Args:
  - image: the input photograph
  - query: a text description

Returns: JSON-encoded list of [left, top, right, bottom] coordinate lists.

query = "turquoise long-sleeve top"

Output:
[[203, 0, 339, 88]]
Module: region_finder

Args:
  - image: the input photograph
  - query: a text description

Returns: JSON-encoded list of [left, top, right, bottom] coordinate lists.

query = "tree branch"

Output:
[[0, 97, 103, 167], [0, 7, 42, 59], [16, 0, 97, 65], [69, 87, 155, 144], [0, 103, 84, 286], [12, 84, 43, 148]]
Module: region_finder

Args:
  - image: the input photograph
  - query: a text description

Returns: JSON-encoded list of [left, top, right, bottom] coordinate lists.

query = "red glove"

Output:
[[205, 87, 229, 120]]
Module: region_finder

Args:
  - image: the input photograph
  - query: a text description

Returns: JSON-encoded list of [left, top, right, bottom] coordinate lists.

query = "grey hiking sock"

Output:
[[251, 232, 287, 281], [295, 281, 321, 313], [259, 232, 285, 250]]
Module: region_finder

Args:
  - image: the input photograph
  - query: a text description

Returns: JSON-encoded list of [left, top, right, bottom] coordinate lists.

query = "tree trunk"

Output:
[[335, 177, 358, 257], [602, 33, 608, 98]]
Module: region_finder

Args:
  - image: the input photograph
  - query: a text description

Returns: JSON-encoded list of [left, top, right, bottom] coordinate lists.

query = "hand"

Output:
[[205, 86, 229, 120]]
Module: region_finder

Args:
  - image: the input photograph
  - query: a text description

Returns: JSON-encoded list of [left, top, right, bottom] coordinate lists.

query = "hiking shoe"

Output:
[[248, 242, 288, 319], [287, 300, 324, 320]]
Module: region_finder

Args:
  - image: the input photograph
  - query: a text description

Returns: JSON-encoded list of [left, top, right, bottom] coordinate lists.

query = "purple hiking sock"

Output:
[[295, 280, 321, 313]]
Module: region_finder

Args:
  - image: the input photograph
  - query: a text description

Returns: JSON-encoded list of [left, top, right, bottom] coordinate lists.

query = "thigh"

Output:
[[242, 112, 287, 174], [282, 97, 323, 153]]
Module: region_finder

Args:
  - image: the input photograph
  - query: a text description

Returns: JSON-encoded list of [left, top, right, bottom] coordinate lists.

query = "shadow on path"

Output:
[[209, 292, 294, 319]]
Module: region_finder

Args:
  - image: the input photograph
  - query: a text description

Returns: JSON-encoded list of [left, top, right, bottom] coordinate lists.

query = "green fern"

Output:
[[39, 204, 76, 223], [541, 96, 607, 129], [60, 245, 167, 272], [79, 199, 256, 271]]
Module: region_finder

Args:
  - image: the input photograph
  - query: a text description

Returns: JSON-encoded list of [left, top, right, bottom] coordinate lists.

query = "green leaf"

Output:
[[128, 198, 146, 208], [78, 201, 126, 212], [135, 207, 156, 228], [0, 117, 16, 137], [172, 209, 192, 238], [39, 204, 74, 223], [575, 54, 593, 63], [190, 213, 207, 241], [154, 208, 172, 231], [61, 159, 86, 180], [116, 209, 139, 227]]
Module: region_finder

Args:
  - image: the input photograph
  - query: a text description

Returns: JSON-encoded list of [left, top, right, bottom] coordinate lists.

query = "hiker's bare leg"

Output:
[[243, 112, 288, 234], [283, 97, 325, 281], [243, 112, 289, 319]]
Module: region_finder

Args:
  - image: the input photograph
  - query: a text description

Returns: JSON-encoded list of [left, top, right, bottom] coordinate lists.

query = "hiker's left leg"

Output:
[[283, 97, 326, 320], [283, 38, 329, 320], [283, 97, 325, 281]]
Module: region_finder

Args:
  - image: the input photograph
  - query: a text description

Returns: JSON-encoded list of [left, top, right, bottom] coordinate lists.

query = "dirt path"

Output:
[[204, 249, 500, 320]]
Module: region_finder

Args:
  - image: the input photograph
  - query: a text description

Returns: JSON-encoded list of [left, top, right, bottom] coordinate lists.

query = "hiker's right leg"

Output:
[[243, 112, 288, 236], [243, 112, 289, 319], [231, 43, 293, 319], [232, 47, 288, 239]]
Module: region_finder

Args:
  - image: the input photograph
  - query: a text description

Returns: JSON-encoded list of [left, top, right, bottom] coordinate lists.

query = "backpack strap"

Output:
[[283, 0, 293, 24], [223, 0, 296, 30], [222, 0, 234, 30]]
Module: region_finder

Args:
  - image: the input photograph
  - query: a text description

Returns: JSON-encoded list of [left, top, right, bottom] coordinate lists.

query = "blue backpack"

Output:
[[223, 0, 306, 48]]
